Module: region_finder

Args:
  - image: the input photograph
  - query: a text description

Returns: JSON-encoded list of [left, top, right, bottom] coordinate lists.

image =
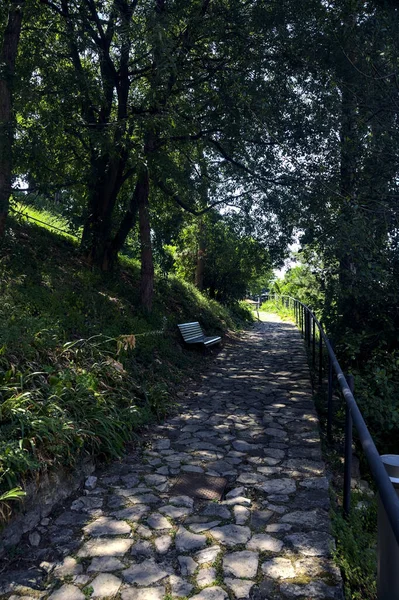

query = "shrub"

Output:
[[332, 494, 377, 600]]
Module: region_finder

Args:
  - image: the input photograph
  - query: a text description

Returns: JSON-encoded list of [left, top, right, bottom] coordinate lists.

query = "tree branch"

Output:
[[207, 137, 284, 185], [154, 178, 249, 216]]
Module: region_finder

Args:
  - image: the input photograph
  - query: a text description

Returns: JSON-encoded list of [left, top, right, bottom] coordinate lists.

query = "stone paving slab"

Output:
[[0, 315, 343, 600]]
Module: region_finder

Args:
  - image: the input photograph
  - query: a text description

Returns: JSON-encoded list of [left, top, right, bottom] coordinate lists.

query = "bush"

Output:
[[228, 301, 255, 326], [353, 349, 399, 454], [332, 494, 377, 600]]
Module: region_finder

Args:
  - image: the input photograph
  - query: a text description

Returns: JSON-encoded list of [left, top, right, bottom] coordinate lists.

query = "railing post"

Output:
[[318, 332, 323, 387], [307, 310, 311, 348], [327, 341, 333, 441], [377, 455, 399, 600], [301, 305, 304, 337], [312, 317, 316, 367], [304, 307, 307, 341], [306, 308, 309, 342], [306, 309, 309, 344], [343, 374, 354, 517]]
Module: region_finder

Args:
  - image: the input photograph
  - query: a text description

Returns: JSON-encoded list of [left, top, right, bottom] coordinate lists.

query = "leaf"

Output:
[[105, 357, 126, 374], [116, 334, 136, 355], [0, 487, 26, 502]]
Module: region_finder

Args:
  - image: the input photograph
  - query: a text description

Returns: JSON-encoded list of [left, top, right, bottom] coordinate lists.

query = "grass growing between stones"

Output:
[[0, 214, 252, 524], [212, 551, 225, 586], [83, 584, 94, 598]]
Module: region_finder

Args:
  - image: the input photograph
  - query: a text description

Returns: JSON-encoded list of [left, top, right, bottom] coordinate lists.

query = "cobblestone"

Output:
[[0, 315, 342, 600], [88, 573, 121, 598], [223, 551, 259, 578]]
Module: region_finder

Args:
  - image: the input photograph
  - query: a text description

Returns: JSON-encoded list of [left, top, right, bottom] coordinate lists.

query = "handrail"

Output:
[[272, 294, 399, 549]]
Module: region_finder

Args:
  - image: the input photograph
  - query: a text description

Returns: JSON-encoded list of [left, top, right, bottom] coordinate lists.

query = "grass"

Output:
[[259, 298, 294, 321], [0, 212, 252, 523], [331, 493, 377, 600], [10, 200, 79, 242]]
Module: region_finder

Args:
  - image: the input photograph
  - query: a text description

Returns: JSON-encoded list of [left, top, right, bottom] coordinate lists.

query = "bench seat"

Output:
[[178, 322, 221, 348]]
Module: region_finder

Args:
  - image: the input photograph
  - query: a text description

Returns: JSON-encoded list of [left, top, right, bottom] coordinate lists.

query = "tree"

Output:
[[13, 0, 318, 310], [0, 0, 24, 237], [174, 212, 272, 304], [296, 0, 399, 362]]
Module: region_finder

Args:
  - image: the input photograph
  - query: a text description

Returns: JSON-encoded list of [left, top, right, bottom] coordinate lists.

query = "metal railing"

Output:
[[272, 294, 399, 600]]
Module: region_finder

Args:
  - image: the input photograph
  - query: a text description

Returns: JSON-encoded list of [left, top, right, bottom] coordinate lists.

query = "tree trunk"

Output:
[[80, 154, 126, 269], [103, 176, 141, 270], [195, 219, 206, 290], [0, 0, 24, 237], [137, 168, 154, 311], [57, 0, 132, 270]]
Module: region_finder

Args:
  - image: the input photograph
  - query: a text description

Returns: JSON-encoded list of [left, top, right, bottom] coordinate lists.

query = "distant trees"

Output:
[[172, 212, 273, 303]]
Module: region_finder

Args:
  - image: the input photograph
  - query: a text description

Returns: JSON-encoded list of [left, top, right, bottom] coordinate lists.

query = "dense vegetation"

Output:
[[2, 0, 398, 332]]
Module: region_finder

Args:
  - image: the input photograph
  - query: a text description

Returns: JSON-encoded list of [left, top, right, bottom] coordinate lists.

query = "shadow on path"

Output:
[[0, 316, 343, 600]]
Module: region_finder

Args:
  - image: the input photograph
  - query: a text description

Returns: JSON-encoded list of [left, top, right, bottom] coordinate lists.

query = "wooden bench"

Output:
[[177, 321, 221, 348]]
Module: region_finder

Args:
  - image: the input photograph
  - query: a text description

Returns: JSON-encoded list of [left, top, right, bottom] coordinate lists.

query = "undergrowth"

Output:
[[0, 214, 251, 522], [332, 494, 377, 600]]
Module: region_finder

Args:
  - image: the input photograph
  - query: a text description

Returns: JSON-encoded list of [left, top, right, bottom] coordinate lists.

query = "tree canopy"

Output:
[[1, 0, 399, 323]]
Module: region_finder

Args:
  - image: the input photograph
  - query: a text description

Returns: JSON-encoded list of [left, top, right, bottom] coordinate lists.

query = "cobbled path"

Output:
[[1, 315, 343, 600]]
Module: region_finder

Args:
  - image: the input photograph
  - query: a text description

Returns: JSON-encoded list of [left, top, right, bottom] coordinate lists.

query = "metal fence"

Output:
[[272, 294, 399, 600]]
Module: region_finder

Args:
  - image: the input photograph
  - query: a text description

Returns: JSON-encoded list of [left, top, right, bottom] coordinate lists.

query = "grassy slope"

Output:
[[0, 215, 251, 513]]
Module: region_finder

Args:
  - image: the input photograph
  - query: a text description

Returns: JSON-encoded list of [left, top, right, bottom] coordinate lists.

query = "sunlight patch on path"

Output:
[[1, 318, 343, 600]]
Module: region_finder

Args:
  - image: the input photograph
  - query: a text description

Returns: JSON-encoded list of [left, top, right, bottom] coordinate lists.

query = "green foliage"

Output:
[[0, 216, 248, 514], [353, 350, 399, 454], [0, 486, 26, 522], [10, 197, 81, 239], [273, 251, 399, 459], [332, 495, 377, 600], [83, 586, 94, 598], [260, 299, 293, 322], [228, 301, 255, 327], [270, 254, 326, 314], [173, 214, 273, 303], [11, 0, 303, 273]]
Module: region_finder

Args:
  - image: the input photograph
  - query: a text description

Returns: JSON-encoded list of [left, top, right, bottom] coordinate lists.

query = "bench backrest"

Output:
[[178, 321, 204, 342]]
